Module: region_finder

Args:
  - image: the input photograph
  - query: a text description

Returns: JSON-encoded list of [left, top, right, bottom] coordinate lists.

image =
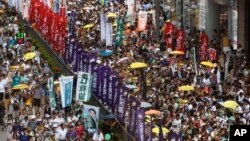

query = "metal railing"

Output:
[[17, 14, 136, 141]]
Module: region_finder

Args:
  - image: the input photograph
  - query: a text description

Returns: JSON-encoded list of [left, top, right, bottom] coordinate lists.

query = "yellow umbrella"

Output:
[[130, 62, 148, 69], [54, 81, 59, 85], [107, 13, 117, 18], [112, 23, 117, 26], [177, 63, 184, 66], [178, 85, 195, 91], [12, 84, 30, 90], [83, 23, 94, 29], [180, 99, 189, 106], [169, 50, 184, 55], [24, 52, 36, 60], [152, 127, 170, 134], [9, 66, 22, 70], [145, 109, 161, 115], [200, 61, 214, 67], [131, 77, 138, 80], [222, 100, 239, 110]]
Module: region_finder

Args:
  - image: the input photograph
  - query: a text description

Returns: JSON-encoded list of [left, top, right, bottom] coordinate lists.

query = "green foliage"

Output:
[[31, 39, 59, 72]]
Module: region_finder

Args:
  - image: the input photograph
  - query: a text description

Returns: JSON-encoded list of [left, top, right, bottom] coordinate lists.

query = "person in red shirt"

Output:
[[75, 121, 86, 140]]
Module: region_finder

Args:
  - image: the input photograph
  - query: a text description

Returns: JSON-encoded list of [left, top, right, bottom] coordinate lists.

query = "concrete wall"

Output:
[[238, 0, 249, 53], [206, 0, 220, 39]]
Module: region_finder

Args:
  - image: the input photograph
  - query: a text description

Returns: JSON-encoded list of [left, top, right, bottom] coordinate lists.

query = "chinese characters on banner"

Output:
[[105, 23, 113, 47], [76, 72, 93, 102], [115, 18, 124, 47], [137, 11, 147, 31], [199, 0, 207, 30], [47, 77, 57, 110], [59, 76, 73, 108]]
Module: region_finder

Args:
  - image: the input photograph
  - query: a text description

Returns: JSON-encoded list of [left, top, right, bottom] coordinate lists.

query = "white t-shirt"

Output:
[[58, 128, 68, 140], [92, 132, 104, 141], [0, 78, 8, 93]]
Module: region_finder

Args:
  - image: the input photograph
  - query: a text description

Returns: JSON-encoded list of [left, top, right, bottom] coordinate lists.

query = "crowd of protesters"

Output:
[[66, 0, 250, 141], [0, 3, 102, 141]]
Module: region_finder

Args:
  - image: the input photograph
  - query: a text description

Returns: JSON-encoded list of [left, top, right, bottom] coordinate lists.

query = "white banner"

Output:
[[127, 0, 135, 24], [47, 77, 57, 110], [137, 11, 147, 31], [199, 0, 207, 30], [59, 76, 74, 108], [76, 72, 92, 102], [83, 104, 100, 134], [232, 9, 238, 50], [100, 12, 106, 42], [105, 23, 113, 46]]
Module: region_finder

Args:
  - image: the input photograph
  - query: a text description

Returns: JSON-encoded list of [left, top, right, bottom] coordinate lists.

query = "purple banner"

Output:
[[107, 71, 118, 107], [72, 42, 79, 72], [112, 81, 122, 113], [101, 66, 111, 103], [128, 96, 139, 136], [77, 48, 83, 71], [91, 63, 98, 94], [117, 94, 128, 123], [137, 108, 145, 141], [96, 65, 104, 99], [67, 11, 76, 63]]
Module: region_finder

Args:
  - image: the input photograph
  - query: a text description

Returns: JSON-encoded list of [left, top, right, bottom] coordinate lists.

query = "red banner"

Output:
[[176, 29, 184, 52], [209, 48, 217, 61], [199, 31, 209, 61], [28, 0, 67, 56], [164, 22, 174, 50]]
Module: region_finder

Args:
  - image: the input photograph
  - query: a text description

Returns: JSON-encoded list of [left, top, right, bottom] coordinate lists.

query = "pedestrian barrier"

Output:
[[17, 13, 136, 141]]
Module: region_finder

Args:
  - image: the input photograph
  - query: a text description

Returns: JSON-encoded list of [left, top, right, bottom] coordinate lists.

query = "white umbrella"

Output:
[[140, 101, 152, 108], [125, 85, 137, 89], [117, 57, 129, 64]]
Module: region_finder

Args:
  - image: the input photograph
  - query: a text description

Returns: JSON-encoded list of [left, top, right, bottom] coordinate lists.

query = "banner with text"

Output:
[[76, 72, 93, 102], [59, 76, 74, 108]]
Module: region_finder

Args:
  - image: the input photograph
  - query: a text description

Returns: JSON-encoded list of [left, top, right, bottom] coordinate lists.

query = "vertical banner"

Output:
[[183, 0, 191, 32], [96, 65, 104, 99], [76, 72, 92, 102], [100, 12, 106, 42], [91, 63, 98, 93], [209, 48, 217, 61], [164, 22, 173, 51], [199, 31, 209, 61], [59, 76, 73, 108], [115, 18, 124, 47], [101, 67, 111, 103], [137, 11, 147, 31], [83, 104, 100, 134], [176, 29, 184, 51], [117, 94, 128, 123], [128, 96, 139, 136], [127, 0, 135, 24], [199, 0, 207, 30], [105, 23, 113, 47], [232, 8, 238, 50], [72, 42, 79, 72], [107, 72, 118, 107], [47, 77, 57, 110], [137, 108, 145, 141]]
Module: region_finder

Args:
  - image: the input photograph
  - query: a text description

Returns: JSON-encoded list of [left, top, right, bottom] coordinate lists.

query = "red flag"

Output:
[[46, 10, 54, 42], [57, 16, 67, 56], [209, 48, 217, 61], [38, 2, 45, 31], [59, 7, 66, 17], [199, 31, 209, 61], [176, 29, 185, 52], [164, 22, 174, 51]]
